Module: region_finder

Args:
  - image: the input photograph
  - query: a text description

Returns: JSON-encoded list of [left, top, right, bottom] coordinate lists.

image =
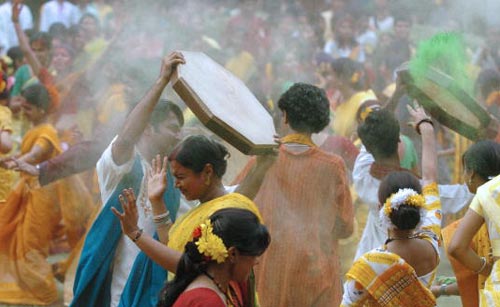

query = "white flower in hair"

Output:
[[379, 188, 426, 230]]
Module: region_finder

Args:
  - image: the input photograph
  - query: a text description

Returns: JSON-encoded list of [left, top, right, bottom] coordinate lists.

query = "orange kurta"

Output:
[[0, 123, 94, 305], [236, 144, 354, 306]]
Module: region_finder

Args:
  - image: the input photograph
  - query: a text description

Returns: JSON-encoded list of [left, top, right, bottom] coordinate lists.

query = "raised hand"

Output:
[[148, 155, 168, 204], [407, 102, 431, 128], [159, 51, 186, 82], [111, 188, 140, 237], [11, 0, 22, 23]]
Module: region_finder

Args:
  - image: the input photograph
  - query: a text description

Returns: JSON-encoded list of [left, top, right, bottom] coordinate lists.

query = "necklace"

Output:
[[387, 234, 419, 242], [203, 271, 241, 307]]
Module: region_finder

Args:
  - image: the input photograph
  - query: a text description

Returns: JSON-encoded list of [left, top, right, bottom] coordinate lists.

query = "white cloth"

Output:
[[96, 138, 193, 307], [352, 146, 473, 259], [39, 0, 79, 32], [323, 40, 366, 63], [0, 1, 33, 54], [368, 15, 394, 32]]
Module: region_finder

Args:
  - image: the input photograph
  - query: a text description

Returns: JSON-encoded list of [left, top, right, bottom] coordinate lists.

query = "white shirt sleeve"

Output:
[[96, 137, 137, 205], [437, 183, 473, 214], [353, 146, 380, 209]]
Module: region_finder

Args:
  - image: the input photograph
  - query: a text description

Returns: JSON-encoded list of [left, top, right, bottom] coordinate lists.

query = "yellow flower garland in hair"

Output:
[[380, 188, 426, 229], [193, 220, 228, 264]]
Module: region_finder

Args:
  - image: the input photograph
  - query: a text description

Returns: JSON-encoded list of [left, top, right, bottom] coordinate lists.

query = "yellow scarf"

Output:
[[280, 133, 316, 147], [168, 193, 262, 252]]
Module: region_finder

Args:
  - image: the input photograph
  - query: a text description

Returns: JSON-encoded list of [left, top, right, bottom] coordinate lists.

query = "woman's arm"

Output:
[[448, 208, 493, 276], [0, 130, 12, 154], [148, 155, 173, 244], [407, 104, 436, 184], [12, 0, 42, 77], [111, 188, 181, 273]]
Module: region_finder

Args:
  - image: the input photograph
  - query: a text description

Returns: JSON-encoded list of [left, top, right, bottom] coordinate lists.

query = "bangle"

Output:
[[475, 256, 487, 274], [415, 118, 434, 135], [440, 284, 448, 296], [153, 212, 172, 226], [130, 228, 143, 242]]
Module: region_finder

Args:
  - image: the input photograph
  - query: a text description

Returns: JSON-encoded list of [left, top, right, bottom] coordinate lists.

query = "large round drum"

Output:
[[172, 51, 277, 154], [398, 64, 499, 141]]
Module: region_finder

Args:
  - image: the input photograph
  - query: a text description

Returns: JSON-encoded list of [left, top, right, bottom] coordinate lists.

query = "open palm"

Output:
[[148, 155, 168, 203]]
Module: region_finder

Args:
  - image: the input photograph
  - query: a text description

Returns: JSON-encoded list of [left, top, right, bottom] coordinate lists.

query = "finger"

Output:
[[162, 156, 168, 174], [118, 194, 127, 209], [125, 188, 137, 207], [156, 154, 161, 173], [111, 207, 124, 218], [150, 156, 156, 173]]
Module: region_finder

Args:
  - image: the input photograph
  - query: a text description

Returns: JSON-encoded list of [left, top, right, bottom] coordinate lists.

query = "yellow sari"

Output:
[[168, 193, 262, 252], [0, 105, 16, 203], [470, 175, 500, 306], [0, 124, 94, 305]]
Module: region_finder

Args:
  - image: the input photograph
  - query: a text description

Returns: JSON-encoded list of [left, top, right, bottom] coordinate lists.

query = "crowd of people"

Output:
[[0, 0, 499, 306]]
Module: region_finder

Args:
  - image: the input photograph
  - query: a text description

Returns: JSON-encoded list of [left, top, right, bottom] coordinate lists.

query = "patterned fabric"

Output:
[[341, 183, 441, 307]]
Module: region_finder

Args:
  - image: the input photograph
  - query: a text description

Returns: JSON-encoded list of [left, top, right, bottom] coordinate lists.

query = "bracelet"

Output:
[[415, 118, 434, 135], [475, 256, 487, 274], [131, 228, 144, 243], [440, 284, 448, 297], [153, 212, 172, 226], [153, 212, 170, 221]]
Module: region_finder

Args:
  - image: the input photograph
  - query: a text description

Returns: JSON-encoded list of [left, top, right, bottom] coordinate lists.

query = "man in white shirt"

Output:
[[0, 0, 33, 55], [39, 0, 79, 32], [71, 52, 190, 307]]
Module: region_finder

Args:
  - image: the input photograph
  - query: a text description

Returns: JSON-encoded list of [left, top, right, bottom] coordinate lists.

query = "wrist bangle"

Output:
[[475, 256, 487, 274], [415, 118, 434, 135], [130, 228, 143, 242]]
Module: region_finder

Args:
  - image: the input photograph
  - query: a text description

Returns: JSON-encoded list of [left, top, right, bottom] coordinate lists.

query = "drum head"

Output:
[[400, 65, 492, 140], [172, 51, 277, 154]]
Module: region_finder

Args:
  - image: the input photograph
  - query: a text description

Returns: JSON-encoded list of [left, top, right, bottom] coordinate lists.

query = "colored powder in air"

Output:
[[409, 32, 474, 96]]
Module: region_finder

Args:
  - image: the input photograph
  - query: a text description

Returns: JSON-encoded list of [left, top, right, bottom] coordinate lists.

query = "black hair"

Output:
[[149, 100, 184, 130], [157, 208, 270, 307], [331, 57, 364, 90], [169, 135, 229, 178], [358, 109, 399, 159], [463, 140, 500, 182], [7, 46, 23, 63], [48, 22, 68, 39], [79, 12, 101, 30], [379, 171, 422, 230], [277, 83, 330, 133], [21, 83, 51, 112], [29, 32, 52, 50]]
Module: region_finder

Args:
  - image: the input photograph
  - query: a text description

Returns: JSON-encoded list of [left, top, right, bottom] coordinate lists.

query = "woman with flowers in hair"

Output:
[[341, 103, 441, 306], [158, 208, 270, 306], [112, 134, 274, 307]]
